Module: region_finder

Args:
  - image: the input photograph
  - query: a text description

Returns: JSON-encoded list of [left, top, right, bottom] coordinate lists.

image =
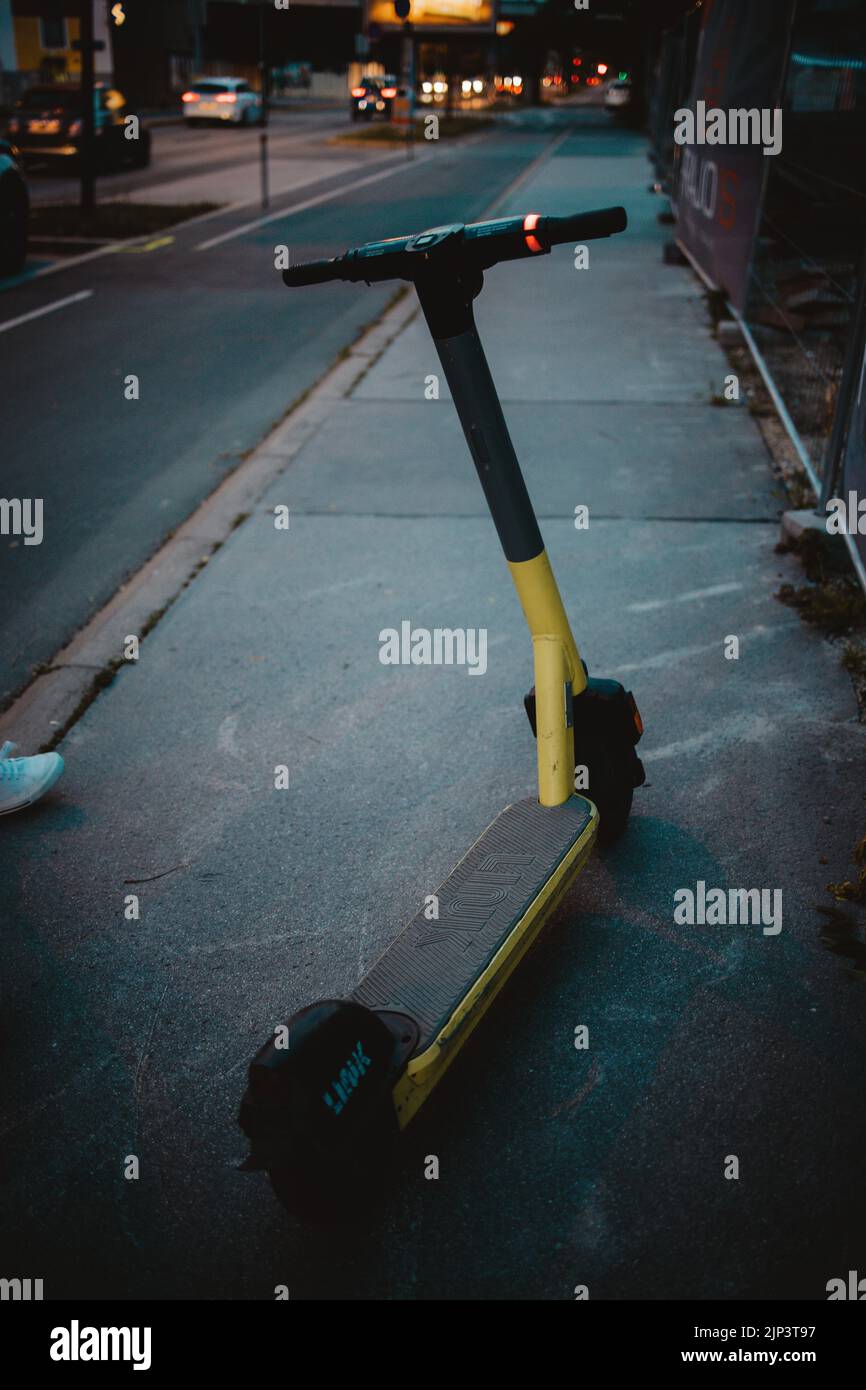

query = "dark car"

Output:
[[0, 139, 28, 277], [349, 74, 399, 121], [6, 83, 150, 171]]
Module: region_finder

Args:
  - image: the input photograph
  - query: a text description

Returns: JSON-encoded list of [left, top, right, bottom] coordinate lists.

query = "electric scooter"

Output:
[[239, 207, 645, 1216]]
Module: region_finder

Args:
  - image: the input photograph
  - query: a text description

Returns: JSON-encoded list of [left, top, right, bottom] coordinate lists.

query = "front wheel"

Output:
[[525, 674, 645, 846], [578, 736, 635, 846]]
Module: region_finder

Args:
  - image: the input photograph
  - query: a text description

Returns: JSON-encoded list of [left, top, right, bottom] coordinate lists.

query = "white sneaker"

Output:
[[0, 740, 65, 815]]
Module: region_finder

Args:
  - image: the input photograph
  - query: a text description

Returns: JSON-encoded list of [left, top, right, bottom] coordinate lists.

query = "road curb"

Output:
[[0, 287, 416, 753]]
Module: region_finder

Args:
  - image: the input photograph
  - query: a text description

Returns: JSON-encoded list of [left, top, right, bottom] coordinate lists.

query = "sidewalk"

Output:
[[3, 120, 865, 1300]]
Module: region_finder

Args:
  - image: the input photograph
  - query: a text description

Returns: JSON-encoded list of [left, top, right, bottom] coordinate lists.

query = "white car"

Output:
[[182, 78, 263, 126], [604, 79, 632, 111]]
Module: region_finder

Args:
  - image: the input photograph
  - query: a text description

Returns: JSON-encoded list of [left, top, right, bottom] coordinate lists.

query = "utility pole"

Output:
[[78, 0, 96, 215], [258, 3, 269, 208], [394, 0, 413, 160]]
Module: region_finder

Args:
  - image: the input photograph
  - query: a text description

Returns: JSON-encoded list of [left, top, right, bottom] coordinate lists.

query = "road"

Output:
[[0, 107, 566, 710], [23, 106, 348, 207]]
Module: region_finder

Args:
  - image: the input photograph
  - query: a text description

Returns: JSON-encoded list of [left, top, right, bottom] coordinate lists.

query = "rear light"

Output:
[[182, 91, 200, 103], [381, 87, 397, 98], [523, 212, 543, 255], [216, 92, 237, 104], [351, 87, 366, 98]]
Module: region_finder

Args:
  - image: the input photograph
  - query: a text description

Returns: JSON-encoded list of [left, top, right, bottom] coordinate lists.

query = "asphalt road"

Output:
[[0, 108, 563, 710], [22, 107, 347, 206]]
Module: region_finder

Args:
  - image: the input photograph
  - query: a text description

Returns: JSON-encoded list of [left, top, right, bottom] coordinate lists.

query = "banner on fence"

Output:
[[673, 0, 795, 311]]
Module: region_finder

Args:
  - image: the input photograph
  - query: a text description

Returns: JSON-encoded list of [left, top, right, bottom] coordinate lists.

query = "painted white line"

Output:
[[0, 288, 93, 334], [627, 582, 743, 614], [195, 153, 437, 251]]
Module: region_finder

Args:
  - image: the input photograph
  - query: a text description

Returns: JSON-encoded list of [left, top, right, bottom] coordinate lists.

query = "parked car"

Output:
[[604, 78, 633, 112], [6, 84, 150, 170], [349, 75, 398, 121], [492, 75, 524, 100], [459, 76, 488, 101], [419, 75, 450, 104], [182, 78, 263, 126], [0, 139, 28, 277]]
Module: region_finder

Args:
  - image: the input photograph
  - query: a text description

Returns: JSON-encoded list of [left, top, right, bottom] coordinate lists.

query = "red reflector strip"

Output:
[[626, 692, 644, 738], [523, 212, 543, 254]]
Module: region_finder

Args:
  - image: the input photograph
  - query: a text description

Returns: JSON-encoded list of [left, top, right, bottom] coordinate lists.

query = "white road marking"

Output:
[[609, 621, 800, 675], [627, 582, 743, 613], [0, 288, 93, 334], [217, 713, 241, 759], [195, 152, 438, 251]]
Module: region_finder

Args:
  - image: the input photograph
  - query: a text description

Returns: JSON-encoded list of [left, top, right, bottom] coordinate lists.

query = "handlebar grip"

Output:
[[541, 206, 628, 245], [283, 258, 343, 288]]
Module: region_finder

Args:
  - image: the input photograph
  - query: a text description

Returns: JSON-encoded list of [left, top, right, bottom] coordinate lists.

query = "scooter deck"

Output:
[[352, 794, 597, 1126]]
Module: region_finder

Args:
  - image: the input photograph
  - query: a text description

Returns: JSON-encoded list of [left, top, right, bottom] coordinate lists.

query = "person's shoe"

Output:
[[0, 740, 64, 816]]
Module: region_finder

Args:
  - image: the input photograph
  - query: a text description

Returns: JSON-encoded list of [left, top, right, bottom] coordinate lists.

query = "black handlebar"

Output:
[[283, 206, 627, 289], [539, 207, 628, 244], [283, 257, 341, 286]]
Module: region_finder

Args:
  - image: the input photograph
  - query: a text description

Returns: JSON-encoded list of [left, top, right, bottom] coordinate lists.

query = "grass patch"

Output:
[[827, 835, 866, 905], [28, 201, 219, 240], [776, 533, 866, 633], [842, 638, 866, 679], [776, 575, 866, 635], [334, 115, 491, 145]]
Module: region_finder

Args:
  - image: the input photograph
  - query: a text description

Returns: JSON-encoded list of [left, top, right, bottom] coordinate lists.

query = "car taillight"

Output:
[[182, 92, 200, 103], [351, 87, 366, 98], [381, 87, 397, 98], [216, 93, 237, 104]]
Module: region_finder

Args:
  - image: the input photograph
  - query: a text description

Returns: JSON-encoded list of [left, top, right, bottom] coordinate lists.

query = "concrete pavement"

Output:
[[2, 111, 865, 1301]]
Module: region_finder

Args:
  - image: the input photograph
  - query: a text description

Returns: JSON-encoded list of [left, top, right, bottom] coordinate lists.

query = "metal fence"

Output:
[[741, 0, 866, 498], [647, 3, 702, 195]]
